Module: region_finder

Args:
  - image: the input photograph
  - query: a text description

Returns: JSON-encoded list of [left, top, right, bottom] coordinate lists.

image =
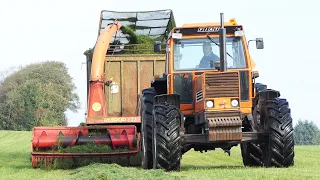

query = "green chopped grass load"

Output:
[[117, 25, 157, 54]]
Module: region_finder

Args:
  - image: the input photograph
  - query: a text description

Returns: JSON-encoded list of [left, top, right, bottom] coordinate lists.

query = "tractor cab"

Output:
[[154, 18, 264, 72], [153, 17, 264, 116], [173, 35, 247, 70]]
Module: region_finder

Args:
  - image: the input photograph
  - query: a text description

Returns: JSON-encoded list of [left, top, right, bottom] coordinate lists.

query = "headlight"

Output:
[[231, 99, 239, 107], [206, 100, 214, 108]]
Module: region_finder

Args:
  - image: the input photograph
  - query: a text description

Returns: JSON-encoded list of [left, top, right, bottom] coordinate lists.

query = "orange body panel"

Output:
[[194, 74, 204, 113], [240, 107, 252, 114], [180, 104, 193, 114], [87, 82, 107, 118]]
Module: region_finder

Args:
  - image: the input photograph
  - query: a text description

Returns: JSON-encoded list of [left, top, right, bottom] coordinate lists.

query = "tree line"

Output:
[[294, 119, 320, 145], [0, 61, 319, 145]]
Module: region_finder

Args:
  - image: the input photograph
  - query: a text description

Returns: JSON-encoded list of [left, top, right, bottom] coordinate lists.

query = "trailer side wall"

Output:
[[104, 54, 165, 117]]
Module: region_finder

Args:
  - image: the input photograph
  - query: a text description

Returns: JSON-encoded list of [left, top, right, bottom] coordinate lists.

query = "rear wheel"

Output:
[[152, 103, 182, 171], [261, 98, 294, 167], [241, 142, 263, 166], [241, 82, 267, 167], [241, 106, 264, 167], [140, 87, 155, 169]]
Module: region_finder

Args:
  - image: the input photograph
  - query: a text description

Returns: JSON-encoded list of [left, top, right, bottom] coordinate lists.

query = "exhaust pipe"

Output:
[[219, 13, 227, 72]]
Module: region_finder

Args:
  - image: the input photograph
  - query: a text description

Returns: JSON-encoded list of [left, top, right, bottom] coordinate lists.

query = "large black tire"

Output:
[[240, 83, 266, 167], [241, 141, 263, 166], [261, 98, 294, 167], [152, 103, 181, 171], [140, 87, 155, 169], [241, 115, 263, 166]]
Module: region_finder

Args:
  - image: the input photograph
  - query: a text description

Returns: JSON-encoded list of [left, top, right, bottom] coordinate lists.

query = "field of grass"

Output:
[[0, 130, 320, 180]]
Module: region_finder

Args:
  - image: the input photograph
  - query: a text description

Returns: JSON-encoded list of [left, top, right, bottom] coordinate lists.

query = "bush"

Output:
[[0, 61, 80, 130]]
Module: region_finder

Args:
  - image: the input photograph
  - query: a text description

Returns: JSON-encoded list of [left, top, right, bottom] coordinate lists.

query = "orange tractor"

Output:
[[140, 13, 294, 171]]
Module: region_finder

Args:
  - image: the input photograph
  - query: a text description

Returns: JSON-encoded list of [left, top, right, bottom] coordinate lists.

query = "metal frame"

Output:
[[98, 9, 176, 44]]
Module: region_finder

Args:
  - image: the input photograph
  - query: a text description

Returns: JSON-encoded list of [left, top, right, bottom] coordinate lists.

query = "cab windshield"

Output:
[[173, 36, 247, 71]]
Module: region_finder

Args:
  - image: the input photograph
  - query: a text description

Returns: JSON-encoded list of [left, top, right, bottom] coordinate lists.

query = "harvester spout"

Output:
[[91, 21, 121, 81], [87, 21, 122, 118]]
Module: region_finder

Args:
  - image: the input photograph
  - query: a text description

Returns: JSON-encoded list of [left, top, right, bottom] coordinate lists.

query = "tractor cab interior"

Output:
[[173, 36, 247, 71]]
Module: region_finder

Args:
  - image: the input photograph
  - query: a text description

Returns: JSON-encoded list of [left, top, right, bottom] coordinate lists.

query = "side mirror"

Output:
[[256, 38, 264, 49], [154, 41, 161, 52], [252, 71, 259, 79]]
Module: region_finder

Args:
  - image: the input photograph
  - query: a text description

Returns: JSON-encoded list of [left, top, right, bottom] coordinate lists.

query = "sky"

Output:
[[0, 0, 319, 127]]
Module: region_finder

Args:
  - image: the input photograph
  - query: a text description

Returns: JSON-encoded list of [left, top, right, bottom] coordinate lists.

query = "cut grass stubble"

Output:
[[2, 131, 320, 180]]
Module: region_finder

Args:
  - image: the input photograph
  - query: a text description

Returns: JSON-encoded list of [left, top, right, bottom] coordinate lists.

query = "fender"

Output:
[[252, 83, 276, 106], [154, 94, 180, 108], [87, 21, 121, 119], [253, 88, 280, 106]]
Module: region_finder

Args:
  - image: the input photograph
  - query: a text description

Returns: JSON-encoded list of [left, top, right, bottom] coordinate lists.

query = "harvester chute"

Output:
[[31, 21, 140, 168]]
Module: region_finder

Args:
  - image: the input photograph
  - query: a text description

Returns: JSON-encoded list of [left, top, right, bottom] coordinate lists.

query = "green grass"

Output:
[[0, 130, 319, 180]]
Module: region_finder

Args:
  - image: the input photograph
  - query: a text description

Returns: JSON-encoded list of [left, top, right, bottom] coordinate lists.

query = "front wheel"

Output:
[[261, 98, 294, 167], [152, 103, 182, 171]]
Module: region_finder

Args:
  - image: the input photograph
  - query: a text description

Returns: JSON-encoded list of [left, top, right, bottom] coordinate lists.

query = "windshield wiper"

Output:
[[206, 35, 233, 60]]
